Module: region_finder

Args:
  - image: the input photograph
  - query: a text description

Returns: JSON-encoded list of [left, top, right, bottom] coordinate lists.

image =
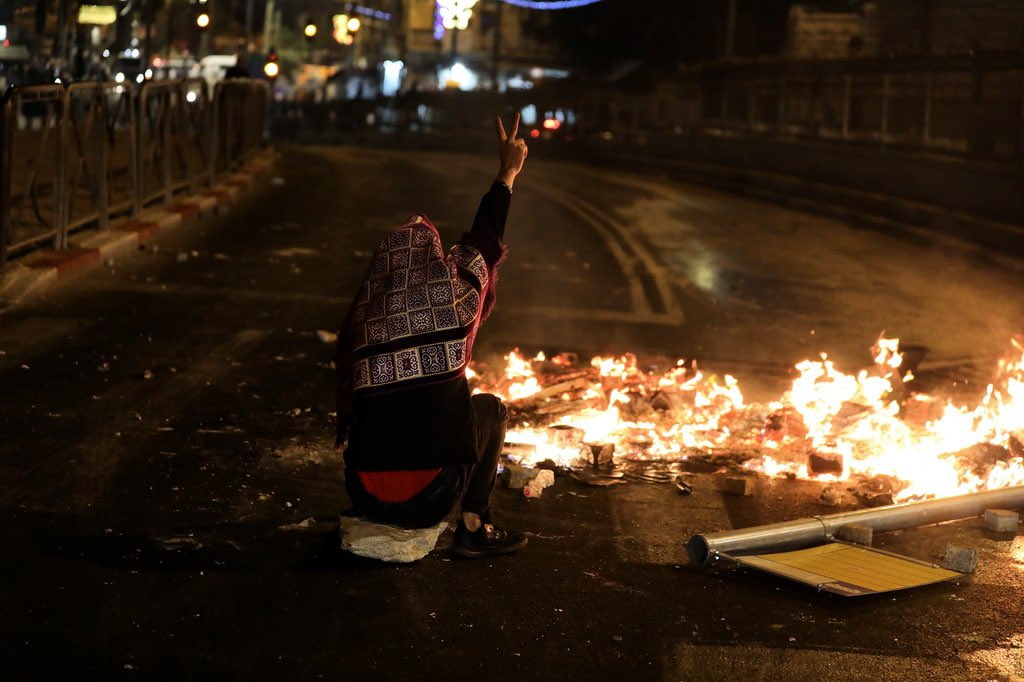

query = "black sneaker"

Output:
[[451, 520, 528, 558]]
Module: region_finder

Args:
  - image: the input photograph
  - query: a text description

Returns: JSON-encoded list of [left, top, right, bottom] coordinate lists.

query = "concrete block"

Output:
[[808, 451, 844, 476], [983, 509, 1019, 533], [548, 424, 585, 449], [836, 524, 873, 546], [720, 477, 753, 497], [501, 442, 537, 461], [942, 544, 979, 573], [523, 469, 555, 498], [500, 464, 540, 490]]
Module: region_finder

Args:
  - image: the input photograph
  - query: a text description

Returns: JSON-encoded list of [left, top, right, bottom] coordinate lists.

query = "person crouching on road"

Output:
[[335, 114, 529, 558]]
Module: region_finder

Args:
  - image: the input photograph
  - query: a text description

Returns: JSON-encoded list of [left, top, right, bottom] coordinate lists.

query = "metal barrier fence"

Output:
[[578, 52, 1024, 162], [275, 52, 1023, 165], [0, 78, 268, 268]]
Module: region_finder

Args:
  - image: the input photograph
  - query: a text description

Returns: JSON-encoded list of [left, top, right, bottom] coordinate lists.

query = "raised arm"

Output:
[[495, 112, 528, 189], [458, 114, 529, 266]]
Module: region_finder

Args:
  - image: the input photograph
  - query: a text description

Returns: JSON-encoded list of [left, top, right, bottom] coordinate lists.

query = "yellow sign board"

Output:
[[78, 5, 118, 26], [730, 542, 960, 596]]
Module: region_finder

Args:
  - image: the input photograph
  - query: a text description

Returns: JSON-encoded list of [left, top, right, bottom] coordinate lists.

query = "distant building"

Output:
[[786, 3, 880, 60], [786, 0, 1024, 60], [874, 0, 1024, 55], [400, 0, 566, 91]]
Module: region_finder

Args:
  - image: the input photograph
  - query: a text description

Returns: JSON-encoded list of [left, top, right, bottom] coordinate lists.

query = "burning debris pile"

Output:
[[468, 337, 1024, 502]]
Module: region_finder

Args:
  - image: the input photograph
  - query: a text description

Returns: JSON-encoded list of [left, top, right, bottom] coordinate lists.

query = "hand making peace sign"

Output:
[[495, 112, 528, 189]]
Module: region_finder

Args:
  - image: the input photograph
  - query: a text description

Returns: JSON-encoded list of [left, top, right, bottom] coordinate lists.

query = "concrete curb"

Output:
[[0, 150, 277, 311]]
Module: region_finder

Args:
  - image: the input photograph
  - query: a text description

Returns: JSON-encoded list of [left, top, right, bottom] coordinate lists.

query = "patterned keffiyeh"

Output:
[[336, 182, 511, 467], [347, 214, 496, 395]]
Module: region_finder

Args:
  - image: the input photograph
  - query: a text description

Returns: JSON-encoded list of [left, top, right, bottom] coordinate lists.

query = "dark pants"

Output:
[[346, 394, 507, 529]]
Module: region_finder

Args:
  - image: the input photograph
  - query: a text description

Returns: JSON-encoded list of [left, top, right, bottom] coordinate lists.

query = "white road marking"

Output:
[[396, 153, 687, 326], [525, 182, 652, 315], [552, 189, 686, 321]]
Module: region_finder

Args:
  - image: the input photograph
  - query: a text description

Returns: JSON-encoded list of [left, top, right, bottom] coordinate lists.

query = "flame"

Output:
[[470, 336, 1024, 501], [502, 349, 543, 400]]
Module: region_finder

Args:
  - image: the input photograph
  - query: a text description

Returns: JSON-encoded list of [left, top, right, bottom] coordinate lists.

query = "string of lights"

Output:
[[348, 5, 392, 21], [496, 0, 605, 9], [434, 0, 602, 41]]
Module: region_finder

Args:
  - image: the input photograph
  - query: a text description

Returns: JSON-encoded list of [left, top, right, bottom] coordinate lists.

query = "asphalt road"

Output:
[[1, 146, 1023, 680]]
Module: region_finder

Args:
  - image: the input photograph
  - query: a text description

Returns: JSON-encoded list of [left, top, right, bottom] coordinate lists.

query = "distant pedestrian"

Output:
[[336, 114, 529, 557]]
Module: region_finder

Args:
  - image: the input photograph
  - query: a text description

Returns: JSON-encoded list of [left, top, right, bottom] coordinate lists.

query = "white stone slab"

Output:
[[339, 516, 448, 563]]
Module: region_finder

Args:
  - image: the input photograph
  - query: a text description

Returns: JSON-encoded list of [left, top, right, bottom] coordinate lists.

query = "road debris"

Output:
[[942, 544, 979, 573], [590, 442, 615, 467], [674, 475, 694, 495], [571, 469, 626, 487], [983, 509, 1019, 533], [820, 485, 856, 507], [688, 484, 1024, 566], [732, 543, 960, 596], [279, 518, 316, 531], [836, 524, 873, 546], [720, 477, 753, 496], [523, 469, 555, 498], [501, 464, 540, 490], [316, 330, 338, 344], [340, 516, 447, 563]]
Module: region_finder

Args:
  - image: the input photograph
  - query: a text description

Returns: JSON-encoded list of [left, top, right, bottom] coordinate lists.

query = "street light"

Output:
[[264, 49, 279, 79], [196, 12, 210, 29], [437, 0, 478, 31], [332, 14, 360, 45], [436, 1, 478, 59], [304, 23, 317, 39]]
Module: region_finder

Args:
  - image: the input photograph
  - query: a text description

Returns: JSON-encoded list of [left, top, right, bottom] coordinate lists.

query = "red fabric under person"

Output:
[[358, 469, 443, 503]]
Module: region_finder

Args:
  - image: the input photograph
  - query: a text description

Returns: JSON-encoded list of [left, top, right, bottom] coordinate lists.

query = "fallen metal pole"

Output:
[[686, 484, 1024, 566]]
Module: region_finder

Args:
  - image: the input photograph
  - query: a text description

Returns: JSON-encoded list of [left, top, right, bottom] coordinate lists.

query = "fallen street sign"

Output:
[[723, 542, 961, 596]]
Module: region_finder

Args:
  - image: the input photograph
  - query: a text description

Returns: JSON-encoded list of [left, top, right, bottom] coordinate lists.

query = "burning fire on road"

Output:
[[468, 337, 1024, 502]]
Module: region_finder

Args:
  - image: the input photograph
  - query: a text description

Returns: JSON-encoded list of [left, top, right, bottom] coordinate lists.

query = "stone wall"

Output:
[[786, 3, 881, 59], [874, 0, 1024, 55]]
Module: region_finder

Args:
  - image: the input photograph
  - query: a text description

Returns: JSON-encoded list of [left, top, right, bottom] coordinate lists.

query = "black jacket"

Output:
[[336, 182, 510, 471]]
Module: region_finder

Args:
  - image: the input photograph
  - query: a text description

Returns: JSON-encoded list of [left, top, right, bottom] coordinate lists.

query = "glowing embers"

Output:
[[470, 336, 1024, 501], [473, 349, 748, 468], [754, 336, 1024, 500]]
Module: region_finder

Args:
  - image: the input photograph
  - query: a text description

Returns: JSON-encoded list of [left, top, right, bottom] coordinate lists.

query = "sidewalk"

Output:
[[0, 150, 278, 312]]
